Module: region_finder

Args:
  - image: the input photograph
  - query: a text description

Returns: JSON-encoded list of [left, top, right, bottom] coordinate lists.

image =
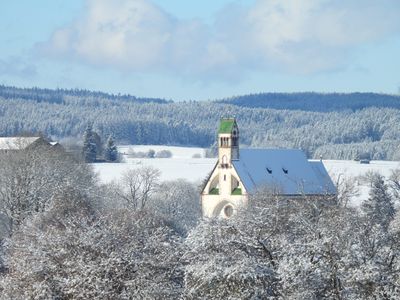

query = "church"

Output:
[[201, 118, 336, 218]]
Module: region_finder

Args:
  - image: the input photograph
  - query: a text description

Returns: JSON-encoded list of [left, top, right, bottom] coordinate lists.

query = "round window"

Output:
[[224, 205, 234, 218]]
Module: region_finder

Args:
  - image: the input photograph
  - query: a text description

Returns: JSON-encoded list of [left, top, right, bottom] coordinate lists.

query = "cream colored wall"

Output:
[[201, 161, 248, 218], [202, 194, 247, 218]]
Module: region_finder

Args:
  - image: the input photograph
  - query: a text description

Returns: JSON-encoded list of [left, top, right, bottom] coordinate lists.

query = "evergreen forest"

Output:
[[1, 85, 400, 160]]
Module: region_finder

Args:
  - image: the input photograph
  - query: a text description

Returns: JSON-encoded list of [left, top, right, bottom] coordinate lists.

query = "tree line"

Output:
[[1, 146, 400, 298], [1, 85, 400, 160], [218, 92, 400, 112]]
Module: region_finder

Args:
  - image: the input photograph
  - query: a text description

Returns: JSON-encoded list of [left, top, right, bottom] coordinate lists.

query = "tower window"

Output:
[[224, 174, 226, 181], [233, 137, 238, 146]]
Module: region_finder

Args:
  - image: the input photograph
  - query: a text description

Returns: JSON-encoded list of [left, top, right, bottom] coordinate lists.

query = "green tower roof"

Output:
[[218, 118, 236, 134]]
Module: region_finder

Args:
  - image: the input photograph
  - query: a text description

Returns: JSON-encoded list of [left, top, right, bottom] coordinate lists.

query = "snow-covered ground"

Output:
[[92, 145, 400, 205], [322, 160, 400, 205], [118, 145, 205, 159], [94, 145, 213, 184], [323, 160, 400, 179]]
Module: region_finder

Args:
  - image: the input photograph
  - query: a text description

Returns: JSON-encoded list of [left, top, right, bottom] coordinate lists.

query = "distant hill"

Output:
[[1, 85, 400, 160], [0, 85, 170, 105], [217, 92, 400, 112]]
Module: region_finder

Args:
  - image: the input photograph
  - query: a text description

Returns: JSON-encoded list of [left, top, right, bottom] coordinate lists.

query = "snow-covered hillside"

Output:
[[92, 145, 400, 205]]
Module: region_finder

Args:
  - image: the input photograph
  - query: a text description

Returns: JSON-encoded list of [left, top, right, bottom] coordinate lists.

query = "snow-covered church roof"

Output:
[[232, 149, 336, 195]]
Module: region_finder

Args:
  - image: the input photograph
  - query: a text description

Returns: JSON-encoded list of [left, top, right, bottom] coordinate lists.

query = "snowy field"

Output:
[[322, 160, 400, 205], [92, 145, 400, 205], [93, 145, 214, 184]]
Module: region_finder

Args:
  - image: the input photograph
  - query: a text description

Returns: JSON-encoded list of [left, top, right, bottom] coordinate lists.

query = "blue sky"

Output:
[[1, 0, 400, 101]]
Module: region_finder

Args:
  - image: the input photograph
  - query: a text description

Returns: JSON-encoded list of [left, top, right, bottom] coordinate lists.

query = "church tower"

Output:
[[217, 118, 240, 206], [201, 118, 247, 218], [218, 118, 239, 167]]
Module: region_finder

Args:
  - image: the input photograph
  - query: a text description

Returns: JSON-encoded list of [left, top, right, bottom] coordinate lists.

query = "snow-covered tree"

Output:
[[0, 188, 184, 299], [183, 189, 299, 299], [184, 218, 280, 299], [0, 145, 95, 236], [388, 211, 400, 296], [92, 131, 103, 158], [278, 203, 359, 299], [82, 123, 97, 162], [389, 169, 400, 203], [104, 134, 118, 162], [353, 222, 399, 299], [150, 179, 201, 235], [113, 166, 161, 210], [278, 192, 398, 299], [147, 149, 155, 158], [362, 173, 395, 230], [335, 173, 359, 207]]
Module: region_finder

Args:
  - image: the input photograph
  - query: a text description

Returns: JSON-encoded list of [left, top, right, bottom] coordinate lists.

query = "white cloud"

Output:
[[40, 0, 400, 78], [221, 0, 400, 73], [45, 0, 174, 69]]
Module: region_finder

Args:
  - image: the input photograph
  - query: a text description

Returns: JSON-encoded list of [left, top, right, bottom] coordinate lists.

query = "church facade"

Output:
[[201, 118, 336, 218]]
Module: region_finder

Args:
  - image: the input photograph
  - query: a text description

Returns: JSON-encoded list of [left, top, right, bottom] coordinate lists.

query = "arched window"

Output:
[[222, 155, 227, 165], [232, 137, 238, 146], [224, 205, 234, 218]]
